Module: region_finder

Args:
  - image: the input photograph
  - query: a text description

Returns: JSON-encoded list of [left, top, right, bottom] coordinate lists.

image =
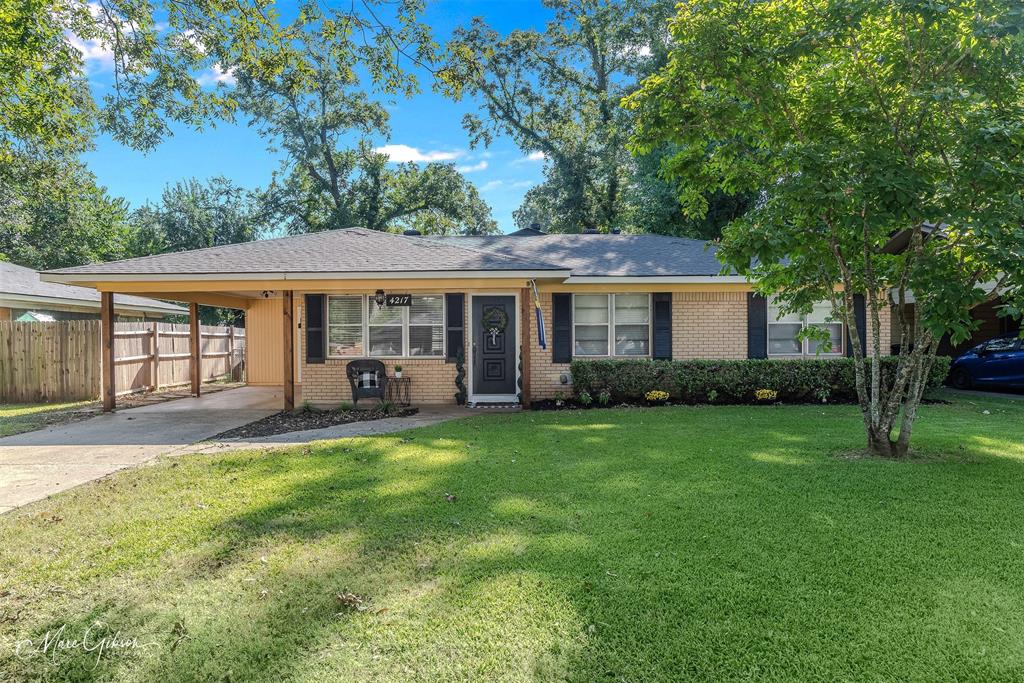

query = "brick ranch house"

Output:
[[41, 228, 890, 411]]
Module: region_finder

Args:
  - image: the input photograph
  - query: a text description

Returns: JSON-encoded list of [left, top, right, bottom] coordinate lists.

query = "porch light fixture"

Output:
[[374, 289, 386, 308]]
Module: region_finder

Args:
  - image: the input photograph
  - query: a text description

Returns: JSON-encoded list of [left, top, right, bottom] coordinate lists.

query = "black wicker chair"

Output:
[[346, 359, 388, 406]]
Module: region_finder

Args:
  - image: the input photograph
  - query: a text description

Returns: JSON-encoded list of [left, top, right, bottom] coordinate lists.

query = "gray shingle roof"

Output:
[[40, 228, 733, 280], [44, 228, 566, 277], [1, 261, 185, 313], [430, 233, 730, 277]]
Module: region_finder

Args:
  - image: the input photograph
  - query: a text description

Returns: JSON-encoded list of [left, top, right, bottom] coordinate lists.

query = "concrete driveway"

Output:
[[0, 386, 282, 513]]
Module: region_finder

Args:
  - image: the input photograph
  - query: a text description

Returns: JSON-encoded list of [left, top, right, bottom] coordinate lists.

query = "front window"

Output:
[[368, 299, 403, 357], [573, 294, 651, 357], [574, 294, 610, 355], [614, 294, 650, 356], [325, 294, 445, 359], [327, 296, 364, 357], [768, 300, 844, 356], [408, 295, 444, 356]]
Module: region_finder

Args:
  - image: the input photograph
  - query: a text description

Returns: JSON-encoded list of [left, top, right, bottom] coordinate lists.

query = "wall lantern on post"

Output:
[[374, 289, 387, 309]]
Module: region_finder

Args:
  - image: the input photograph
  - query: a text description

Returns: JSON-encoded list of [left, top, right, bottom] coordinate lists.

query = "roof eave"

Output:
[[41, 269, 573, 284], [0, 292, 185, 314], [564, 275, 749, 284]]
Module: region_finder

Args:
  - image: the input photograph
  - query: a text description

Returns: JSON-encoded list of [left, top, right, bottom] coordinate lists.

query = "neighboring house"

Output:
[[1, 261, 186, 321], [881, 227, 1020, 356], [41, 228, 890, 410]]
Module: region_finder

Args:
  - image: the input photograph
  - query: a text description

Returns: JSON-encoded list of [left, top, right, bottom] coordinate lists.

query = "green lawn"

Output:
[[0, 401, 97, 438], [2, 394, 1024, 681]]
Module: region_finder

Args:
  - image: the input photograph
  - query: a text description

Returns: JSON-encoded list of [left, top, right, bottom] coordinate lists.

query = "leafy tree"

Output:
[[133, 177, 269, 253], [0, 0, 95, 158], [236, 18, 496, 235], [0, 153, 136, 269], [441, 0, 674, 233], [628, 0, 1024, 457], [620, 146, 753, 240], [131, 176, 271, 323], [1, 0, 431, 155]]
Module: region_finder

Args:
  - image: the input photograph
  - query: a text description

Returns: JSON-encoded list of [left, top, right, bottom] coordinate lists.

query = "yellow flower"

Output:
[[755, 388, 778, 401], [645, 390, 670, 402]]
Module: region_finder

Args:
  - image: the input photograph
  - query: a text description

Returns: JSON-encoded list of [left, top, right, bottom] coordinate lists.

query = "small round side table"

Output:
[[387, 376, 411, 406]]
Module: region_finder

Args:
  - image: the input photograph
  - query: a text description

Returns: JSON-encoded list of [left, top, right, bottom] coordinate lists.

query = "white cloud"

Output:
[[618, 44, 653, 59], [480, 178, 534, 192], [197, 63, 237, 87], [511, 150, 547, 165], [374, 144, 463, 163], [457, 161, 488, 174], [68, 34, 114, 72]]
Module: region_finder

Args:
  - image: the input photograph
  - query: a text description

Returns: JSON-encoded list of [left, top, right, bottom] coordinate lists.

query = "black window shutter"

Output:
[[552, 293, 573, 363], [305, 293, 325, 364], [747, 293, 768, 358], [652, 293, 672, 359], [847, 294, 867, 357], [445, 294, 465, 362]]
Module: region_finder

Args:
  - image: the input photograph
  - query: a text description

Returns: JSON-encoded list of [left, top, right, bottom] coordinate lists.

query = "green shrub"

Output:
[[569, 357, 951, 405]]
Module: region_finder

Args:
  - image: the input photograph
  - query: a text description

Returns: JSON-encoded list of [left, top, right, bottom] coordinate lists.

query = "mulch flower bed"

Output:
[[212, 405, 418, 440]]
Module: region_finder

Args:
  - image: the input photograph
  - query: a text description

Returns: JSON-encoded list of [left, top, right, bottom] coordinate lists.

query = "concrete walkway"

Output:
[[0, 387, 475, 514], [0, 387, 280, 513]]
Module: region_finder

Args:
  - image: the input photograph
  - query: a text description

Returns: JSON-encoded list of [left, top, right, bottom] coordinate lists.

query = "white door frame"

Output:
[[468, 291, 521, 404]]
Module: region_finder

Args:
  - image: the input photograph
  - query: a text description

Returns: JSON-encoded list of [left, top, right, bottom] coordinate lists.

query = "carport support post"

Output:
[[283, 290, 295, 411], [189, 302, 201, 397], [101, 291, 115, 412]]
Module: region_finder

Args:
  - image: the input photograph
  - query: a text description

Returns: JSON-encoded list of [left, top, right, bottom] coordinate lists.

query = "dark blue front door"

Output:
[[472, 296, 517, 396]]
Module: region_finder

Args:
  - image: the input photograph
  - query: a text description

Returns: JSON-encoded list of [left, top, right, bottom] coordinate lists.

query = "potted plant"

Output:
[[394, 365, 403, 379]]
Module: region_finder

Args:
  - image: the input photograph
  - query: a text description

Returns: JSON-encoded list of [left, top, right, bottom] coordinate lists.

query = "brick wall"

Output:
[[301, 357, 458, 406], [299, 296, 465, 407], [528, 291, 572, 400], [673, 291, 748, 359], [299, 288, 891, 405], [869, 300, 892, 355], [526, 289, 892, 401]]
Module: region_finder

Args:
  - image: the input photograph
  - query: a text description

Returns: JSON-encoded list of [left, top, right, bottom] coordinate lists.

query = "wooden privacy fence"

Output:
[[0, 320, 246, 403]]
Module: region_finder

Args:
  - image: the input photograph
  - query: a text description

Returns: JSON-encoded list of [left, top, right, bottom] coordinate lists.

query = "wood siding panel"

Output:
[[246, 298, 284, 385]]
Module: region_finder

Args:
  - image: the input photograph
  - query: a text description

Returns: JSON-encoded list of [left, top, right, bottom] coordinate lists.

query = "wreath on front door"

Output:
[[481, 306, 509, 344]]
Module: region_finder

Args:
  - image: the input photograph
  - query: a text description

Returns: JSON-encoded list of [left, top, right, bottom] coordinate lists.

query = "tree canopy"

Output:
[[1, 0, 433, 156], [441, 0, 674, 233], [233, 14, 496, 235], [628, 0, 1024, 456], [0, 152, 136, 270]]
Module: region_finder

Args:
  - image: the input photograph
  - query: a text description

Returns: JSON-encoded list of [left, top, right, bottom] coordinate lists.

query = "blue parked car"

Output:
[[949, 334, 1024, 390]]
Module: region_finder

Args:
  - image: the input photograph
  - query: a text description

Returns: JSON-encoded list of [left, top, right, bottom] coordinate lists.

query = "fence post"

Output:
[[190, 303, 200, 396], [101, 293, 115, 411], [151, 321, 160, 391], [228, 325, 235, 381]]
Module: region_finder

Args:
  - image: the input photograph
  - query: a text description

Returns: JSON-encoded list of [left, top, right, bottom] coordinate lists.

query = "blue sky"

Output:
[[80, 1, 553, 233]]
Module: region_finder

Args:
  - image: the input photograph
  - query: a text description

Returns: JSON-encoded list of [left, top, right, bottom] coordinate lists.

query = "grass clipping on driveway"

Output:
[[0, 401, 97, 438], [2, 395, 1024, 681]]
